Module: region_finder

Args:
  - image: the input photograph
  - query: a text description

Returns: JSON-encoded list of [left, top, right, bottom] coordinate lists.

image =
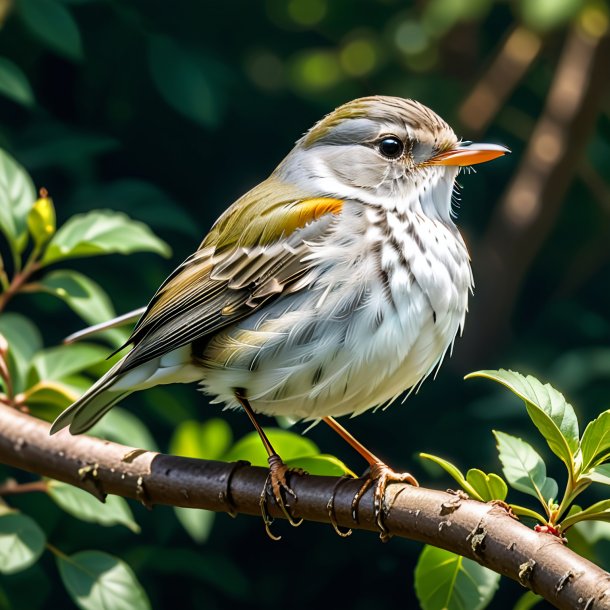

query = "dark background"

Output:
[[1, 0, 610, 608]]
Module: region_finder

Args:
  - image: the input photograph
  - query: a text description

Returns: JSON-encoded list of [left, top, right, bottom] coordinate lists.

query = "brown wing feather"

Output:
[[118, 178, 343, 373]]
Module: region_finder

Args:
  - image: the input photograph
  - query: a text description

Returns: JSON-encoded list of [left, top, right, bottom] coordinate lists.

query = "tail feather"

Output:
[[50, 360, 129, 435], [50, 344, 202, 435]]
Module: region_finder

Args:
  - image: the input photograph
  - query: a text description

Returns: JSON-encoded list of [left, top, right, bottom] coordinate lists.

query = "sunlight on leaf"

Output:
[[223, 429, 319, 466], [286, 454, 355, 477], [466, 469, 508, 502], [580, 411, 610, 472], [28, 343, 108, 384], [468, 370, 578, 471], [561, 499, 610, 530], [169, 418, 233, 460], [41, 210, 171, 265], [494, 431, 558, 505], [582, 463, 610, 486], [415, 545, 500, 610], [0, 148, 37, 252], [47, 481, 140, 533], [38, 270, 127, 346], [419, 453, 481, 499], [0, 512, 46, 574], [57, 550, 150, 610]]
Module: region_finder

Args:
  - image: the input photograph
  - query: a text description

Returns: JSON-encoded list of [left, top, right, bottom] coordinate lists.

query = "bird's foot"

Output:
[[326, 475, 354, 538], [352, 461, 418, 541], [259, 453, 303, 540]]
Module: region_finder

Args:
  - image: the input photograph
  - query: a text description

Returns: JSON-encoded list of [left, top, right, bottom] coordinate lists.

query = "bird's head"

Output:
[[275, 96, 509, 222]]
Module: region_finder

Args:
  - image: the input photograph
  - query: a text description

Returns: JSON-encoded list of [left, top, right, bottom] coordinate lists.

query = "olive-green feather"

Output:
[[202, 176, 343, 252]]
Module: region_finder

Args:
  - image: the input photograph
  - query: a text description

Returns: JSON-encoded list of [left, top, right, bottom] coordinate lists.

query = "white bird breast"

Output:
[[199, 194, 472, 422]]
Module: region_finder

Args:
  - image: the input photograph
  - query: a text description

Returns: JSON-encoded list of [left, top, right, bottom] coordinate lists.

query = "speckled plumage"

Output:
[[51, 96, 506, 436]]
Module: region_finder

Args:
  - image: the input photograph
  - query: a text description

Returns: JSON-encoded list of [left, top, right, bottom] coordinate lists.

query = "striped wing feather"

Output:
[[119, 178, 343, 372]]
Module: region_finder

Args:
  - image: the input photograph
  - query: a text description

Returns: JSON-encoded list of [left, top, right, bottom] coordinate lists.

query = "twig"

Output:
[[459, 25, 543, 134], [0, 404, 608, 609], [0, 479, 48, 496]]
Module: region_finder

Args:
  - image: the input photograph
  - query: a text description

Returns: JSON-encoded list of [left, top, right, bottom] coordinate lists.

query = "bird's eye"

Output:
[[378, 137, 404, 159]]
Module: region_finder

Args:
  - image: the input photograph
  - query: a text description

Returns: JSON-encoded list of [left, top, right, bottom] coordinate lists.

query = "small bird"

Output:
[[51, 96, 509, 532]]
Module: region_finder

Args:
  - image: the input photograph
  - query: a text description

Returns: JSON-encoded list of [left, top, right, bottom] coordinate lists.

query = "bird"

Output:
[[51, 95, 509, 534]]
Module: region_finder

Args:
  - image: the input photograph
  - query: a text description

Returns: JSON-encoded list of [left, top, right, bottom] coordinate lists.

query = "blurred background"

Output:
[[1, 0, 610, 608]]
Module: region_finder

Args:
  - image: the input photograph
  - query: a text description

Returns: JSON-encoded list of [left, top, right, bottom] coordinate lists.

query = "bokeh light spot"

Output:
[[287, 0, 326, 26], [340, 39, 377, 77]]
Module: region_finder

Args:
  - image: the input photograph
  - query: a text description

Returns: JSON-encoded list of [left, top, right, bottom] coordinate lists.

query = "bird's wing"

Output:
[[118, 177, 344, 373]]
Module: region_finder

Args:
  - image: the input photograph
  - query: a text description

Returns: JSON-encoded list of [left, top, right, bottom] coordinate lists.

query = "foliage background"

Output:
[[1, 0, 610, 608]]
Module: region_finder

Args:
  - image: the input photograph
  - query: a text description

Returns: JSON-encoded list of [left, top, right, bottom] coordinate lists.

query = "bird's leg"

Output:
[[322, 416, 418, 539], [234, 390, 303, 532]]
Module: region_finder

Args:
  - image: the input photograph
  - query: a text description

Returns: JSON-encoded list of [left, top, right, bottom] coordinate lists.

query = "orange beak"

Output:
[[427, 142, 511, 166]]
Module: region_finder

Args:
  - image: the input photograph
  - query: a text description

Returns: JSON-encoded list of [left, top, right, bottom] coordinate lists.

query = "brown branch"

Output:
[[459, 25, 543, 135], [459, 22, 610, 365], [1, 405, 609, 608]]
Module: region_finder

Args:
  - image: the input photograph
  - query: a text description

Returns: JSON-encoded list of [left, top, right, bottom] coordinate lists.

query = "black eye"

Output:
[[378, 137, 404, 159]]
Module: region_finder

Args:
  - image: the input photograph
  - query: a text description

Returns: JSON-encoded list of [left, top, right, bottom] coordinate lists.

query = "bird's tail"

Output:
[[50, 359, 131, 435], [50, 345, 202, 435]]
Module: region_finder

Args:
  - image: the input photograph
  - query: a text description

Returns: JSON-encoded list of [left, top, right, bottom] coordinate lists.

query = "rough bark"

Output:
[[1, 404, 609, 609]]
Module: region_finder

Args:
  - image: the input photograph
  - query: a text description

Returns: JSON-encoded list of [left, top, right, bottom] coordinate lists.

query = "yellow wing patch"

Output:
[[203, 176, 344, 252]]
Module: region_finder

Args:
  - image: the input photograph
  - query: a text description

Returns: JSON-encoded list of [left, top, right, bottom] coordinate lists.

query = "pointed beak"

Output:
[[427, 142, 511, 166]]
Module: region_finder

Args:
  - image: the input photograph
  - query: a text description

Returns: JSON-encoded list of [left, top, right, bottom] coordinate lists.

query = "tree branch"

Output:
[[1, 405, 609, 607], [458, 22, 610, 365]]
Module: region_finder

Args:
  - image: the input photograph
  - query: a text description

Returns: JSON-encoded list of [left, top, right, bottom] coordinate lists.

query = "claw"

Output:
[[259, 454, 303, 539], [326, 475, 353, 537], [352, 461, 418, 540]]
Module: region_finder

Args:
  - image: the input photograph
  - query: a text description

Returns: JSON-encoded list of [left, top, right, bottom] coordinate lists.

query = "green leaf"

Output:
[[28, 343, 109, 384], [47, 481, 140, 533], [223, 429, 319, 466], [57, 550, 151, 610], [0, 58, 35, 107], [174, 507, 215, 544], [0, 512, 46, 574], [580, 411, 610, 471], [560, 499, 610, 530], [169, 418, 233, 460], [582, 463, 610, 486], [513, 590, 544, 610], [285, 454, 356, 477], [88, 408, 158, 451], [37, 270, 127, 345], [508, 504, 547, 523], [24, 378, 85, 413], [42, 210, 171, 264], [573, 520, 610, 545], [148, 36, 222, 129], [419, 453, 481, 500], [0, 313, 42, 394], [414, 545, 500, 610], [466, 469, 508, 502], [468, 370, 578, 470], [0, 147, 37, 251], [494, 431, 558, 504], [17, 0, 83, 61]]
